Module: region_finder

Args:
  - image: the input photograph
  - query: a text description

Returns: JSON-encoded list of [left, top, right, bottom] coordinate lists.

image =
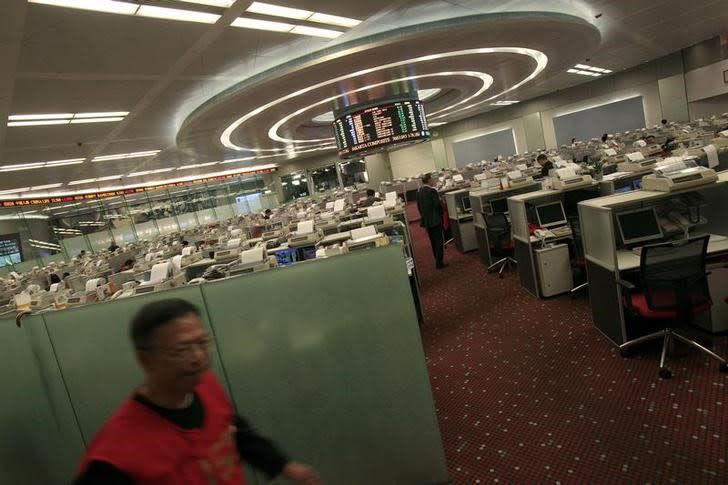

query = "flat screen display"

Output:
[[489, 198, 508, 214], [616, 208, 663, 246], [334, 99, 431, 158], [0, 233, 23, 267], [535, 202, 567, 228]]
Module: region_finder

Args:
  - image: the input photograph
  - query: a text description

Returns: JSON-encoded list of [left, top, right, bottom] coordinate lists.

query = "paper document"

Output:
[[516, 164, 528, 171], [604, 148, 617, 156], [384, 191, 397, 208], [240, 247, 265, 264], [453, 174, 464, 182], [626, 152, 645, 162], [474, 173, 489, 181], [85, 278, 102, 292], [703, 144, 719, 168], [325, 201, 335, 210], [351, 225, 377, 240], [333, 199, 345, 212], [656, 160, 687, 175], [297, 220, 315, 235], [367, 205, 387, 220], [227, 238, 242, 249]]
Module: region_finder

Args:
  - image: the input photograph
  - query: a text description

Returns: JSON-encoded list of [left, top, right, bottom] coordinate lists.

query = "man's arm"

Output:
[[73, 461, 134, 485], [235, 415, 320, 484]]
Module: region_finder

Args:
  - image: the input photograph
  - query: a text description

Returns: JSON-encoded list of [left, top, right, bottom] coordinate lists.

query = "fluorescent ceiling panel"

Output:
[[28, 0, 140, 15], [308, 12, 361, 28], [136, 5, 221, 23], [176, 0, 235, 7], [246, 1, 311, 19], [231, 17, 294, 32], [70, 116, 125, 124], [8, 119, 70, 127], [8, 113, 73, 121], [290, 25, 342, 38]]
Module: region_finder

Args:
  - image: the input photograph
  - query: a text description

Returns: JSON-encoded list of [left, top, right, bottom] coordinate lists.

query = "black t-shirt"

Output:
[[74, 393, 289, 484], [540, 161, 554, 178]]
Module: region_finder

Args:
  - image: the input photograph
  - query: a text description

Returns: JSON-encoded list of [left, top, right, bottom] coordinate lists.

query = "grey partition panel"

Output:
[[0, 315, 81, 484], [202, 246, 448, 485], [42, 286, 228, 445], [453, 128, 516, 168], [553, 96, 646, 146]]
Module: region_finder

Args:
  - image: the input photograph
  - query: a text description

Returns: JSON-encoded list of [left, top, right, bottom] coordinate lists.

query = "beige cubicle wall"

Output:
[[0, 175, 278, 277], [0, 245, 448, 485]]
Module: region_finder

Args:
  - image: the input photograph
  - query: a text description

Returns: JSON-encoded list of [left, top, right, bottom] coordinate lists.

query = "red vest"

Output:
[[78, 372, 246, 485]]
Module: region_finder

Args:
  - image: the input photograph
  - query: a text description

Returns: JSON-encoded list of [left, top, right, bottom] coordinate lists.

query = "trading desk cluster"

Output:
[[0, 191, 413, 318], [375, 111, 728, 343]]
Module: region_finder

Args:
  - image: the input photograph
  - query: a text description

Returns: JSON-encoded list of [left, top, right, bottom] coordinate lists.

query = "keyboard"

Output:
[[550, 225, 573, 238]]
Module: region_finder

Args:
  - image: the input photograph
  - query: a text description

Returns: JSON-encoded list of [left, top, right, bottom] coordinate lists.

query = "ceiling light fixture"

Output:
[[136, 5, 221, 23], [70, 116, 125, 124], [27, 0, 140, 15], [231, 17, 295, 32], [9, 113, 73, 121], [246, 1, 311, 20], [575, 63, 612, 73], [176, 0, 235, 7], [127, 168, 175, 178], [245, 2, 360, 27], [92, 150, 161, 162], [73, 111, 130, 118], [491, 100, 519, 106], [290, 25, 342, 38], [30, 183, 64, 190], [0, 158, 84, 172], [0, 187, 30, 195], [177, 162, 220, 170], [8, 119, 70, 127]]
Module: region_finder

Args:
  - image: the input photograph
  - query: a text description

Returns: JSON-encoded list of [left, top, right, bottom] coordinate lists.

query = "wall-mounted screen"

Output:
[[334, 99, 430, 158], [0, 233, 23, 267]]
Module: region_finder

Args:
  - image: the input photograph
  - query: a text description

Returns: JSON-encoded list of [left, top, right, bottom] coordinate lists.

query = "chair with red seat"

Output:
[[618, 235, 728, 379], [485, 212, 517, 278]]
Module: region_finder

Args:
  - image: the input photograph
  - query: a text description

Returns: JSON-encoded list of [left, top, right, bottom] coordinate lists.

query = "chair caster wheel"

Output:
[[720, 363, 728, 373], [659, 368, 672, 379]]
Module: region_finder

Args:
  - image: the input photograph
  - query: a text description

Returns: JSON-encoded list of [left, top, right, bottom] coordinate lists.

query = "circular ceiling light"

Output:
[[310, 88, 443, 125], [220, 47, 548, 155]]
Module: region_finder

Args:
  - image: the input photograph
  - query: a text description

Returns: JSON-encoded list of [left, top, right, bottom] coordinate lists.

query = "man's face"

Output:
[[646, 136, 656, 145], [139, 312, 211, 392]]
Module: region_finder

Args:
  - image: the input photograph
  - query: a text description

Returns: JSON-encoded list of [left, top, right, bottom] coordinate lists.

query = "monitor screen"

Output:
[[489, 198, 508, 214], [0, 233, 23, 267], [535, 201, 567, 228], [616, 208, 663, 246], [632, 179, 642, 190], [334, 98, 431, 158], [461, 196, 472, 212], [274, 248, 297, 266]]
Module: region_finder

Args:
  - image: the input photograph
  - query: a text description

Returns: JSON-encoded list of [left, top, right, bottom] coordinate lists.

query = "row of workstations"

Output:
[[0, 195, 419, 318], [444, 166, 728, 343]]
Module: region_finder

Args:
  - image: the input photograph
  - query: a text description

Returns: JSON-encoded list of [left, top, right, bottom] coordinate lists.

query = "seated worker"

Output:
[[358, 189, 381, 208], [644, 135, 657, 145], [119, 259, 135, 272], [536, 154, 554, 178], [108, 242, 120, 252], [181, 240, 189, 248], [262, 209, 273, 220]]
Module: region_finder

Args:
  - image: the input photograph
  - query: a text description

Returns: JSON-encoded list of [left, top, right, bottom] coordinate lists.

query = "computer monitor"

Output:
[[274, 248, 297, 266], [460, 196, 472, 213], [632, 179, 642, 190], [489, 198, 508, 214], [616, 207, 663, 246], [535, 201, 567, 228]]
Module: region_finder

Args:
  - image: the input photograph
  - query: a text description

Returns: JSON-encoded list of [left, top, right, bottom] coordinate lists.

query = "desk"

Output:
[[444, 189, 477, 252], [509, 182, 601, 297], [579, 170, 728, 344]]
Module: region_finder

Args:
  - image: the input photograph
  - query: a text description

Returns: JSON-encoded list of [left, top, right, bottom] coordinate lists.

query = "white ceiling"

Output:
[[1, 0, 727, 198]]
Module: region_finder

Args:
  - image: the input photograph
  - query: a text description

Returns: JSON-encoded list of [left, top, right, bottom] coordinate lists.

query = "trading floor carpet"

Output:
[[407, 205, 728, 484]]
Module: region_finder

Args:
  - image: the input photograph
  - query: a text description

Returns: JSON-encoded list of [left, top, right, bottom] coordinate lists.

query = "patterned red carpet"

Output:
[[408, 205, 728, 484]]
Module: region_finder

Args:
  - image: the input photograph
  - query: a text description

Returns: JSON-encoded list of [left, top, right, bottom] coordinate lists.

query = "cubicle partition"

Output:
[[0, 245, 448, 485]]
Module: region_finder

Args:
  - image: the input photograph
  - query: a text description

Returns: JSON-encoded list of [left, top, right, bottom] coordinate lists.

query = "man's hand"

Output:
[[281, 462, 322, 485]]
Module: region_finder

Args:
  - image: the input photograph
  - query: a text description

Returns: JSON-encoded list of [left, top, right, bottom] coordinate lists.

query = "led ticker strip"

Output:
[[0, 167, 276, 207]]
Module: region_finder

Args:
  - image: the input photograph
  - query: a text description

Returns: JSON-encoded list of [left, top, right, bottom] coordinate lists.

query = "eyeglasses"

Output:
[[153, 337, 214, 361]]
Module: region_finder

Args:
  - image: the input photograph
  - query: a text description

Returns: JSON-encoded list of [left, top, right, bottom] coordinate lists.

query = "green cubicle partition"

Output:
[[202, 246, 448, 485], [1, 245, 448, 484]]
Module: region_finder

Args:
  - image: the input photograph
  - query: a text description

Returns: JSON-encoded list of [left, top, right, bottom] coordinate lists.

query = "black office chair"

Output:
[[618, 235, 728, 379], [485, 213, 517, 278]]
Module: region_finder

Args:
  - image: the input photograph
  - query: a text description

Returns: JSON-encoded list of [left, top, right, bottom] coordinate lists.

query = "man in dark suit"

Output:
[[536, 153, 554, 178], [417, 173, 447, 269]]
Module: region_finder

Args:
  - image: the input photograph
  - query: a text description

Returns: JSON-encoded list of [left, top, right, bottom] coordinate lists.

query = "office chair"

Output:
[[569, 217, 588, 297], [618, 235, 728, 379], [485, 213, 517, 278]]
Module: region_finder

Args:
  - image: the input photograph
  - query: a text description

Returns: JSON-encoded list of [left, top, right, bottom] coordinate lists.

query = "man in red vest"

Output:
[[75, 298, 321, 485]]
